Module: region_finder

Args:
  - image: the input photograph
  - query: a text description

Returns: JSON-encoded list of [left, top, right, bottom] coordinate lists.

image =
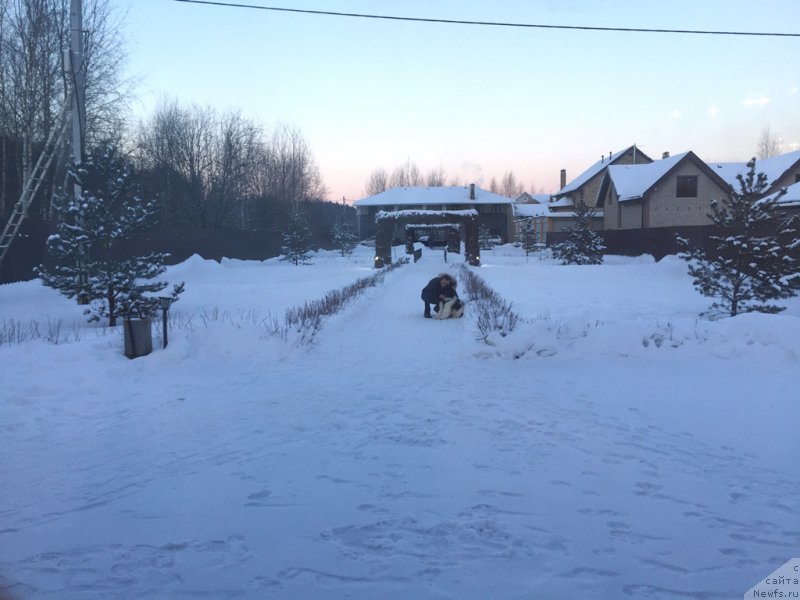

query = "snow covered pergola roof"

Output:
[[354, 185, 512, 207], [376, 209, 478, 221]]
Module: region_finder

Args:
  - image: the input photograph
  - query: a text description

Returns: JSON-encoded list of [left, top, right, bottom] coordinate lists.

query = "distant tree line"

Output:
[[135, 101, 330, 233], [364, 159, 533, 198]]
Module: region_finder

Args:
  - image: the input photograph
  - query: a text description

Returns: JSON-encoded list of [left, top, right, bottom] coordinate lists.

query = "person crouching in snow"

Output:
[[421, 273, 462, 319]]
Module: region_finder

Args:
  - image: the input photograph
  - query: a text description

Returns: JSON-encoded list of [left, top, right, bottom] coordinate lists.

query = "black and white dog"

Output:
[[435, 297, 465, 319]]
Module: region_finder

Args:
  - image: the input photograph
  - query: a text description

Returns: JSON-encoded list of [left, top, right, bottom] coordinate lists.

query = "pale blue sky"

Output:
[[120, 0, 800, 201]]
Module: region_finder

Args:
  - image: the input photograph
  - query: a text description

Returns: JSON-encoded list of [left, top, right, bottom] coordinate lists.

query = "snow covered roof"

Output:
[[354, 185, 512, 207], [514, 192, 551, 204], [513, 203, 551, 218], [764, 181, 800, 207], [548, 197, 575, 208], [708, 150, 800, 188], [555, 145, 648, 197], [376, 209, 478, 220], [607, 152, 691, 202]]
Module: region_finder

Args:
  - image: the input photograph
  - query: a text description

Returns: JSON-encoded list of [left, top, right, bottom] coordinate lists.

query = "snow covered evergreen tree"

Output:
[[331, 209, 357, 257], [552, 201, 605, 265], [281, 210, 313, 265], [678, 158, 800, 317], [478, 224, 497, 250], [516, 217, 538, 256], [37, 144, 184, 326]]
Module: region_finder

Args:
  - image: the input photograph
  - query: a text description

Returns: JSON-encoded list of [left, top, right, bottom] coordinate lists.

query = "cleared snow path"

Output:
[[1, 251, 797, 600]]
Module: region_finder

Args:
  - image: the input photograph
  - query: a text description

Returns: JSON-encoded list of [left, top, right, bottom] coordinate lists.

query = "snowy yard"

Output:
[[1, 244, 798, 599]]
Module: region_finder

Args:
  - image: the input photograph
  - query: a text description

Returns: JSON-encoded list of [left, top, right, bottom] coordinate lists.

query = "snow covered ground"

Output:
[[1, 244, 798, 599]]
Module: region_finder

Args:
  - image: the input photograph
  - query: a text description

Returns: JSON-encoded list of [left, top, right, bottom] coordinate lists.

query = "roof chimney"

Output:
[[662, 151, 670, 159], [469, 183, 475, 200], [560, 169, 567, 190]]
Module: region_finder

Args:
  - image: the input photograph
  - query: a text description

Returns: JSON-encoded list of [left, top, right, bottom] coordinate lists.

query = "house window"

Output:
[[676, 176, 698, 198]]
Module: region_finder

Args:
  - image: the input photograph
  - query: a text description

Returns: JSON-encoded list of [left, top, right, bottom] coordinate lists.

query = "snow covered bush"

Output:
[[273, 257, 409, 344], [36, 144, 184, 326], [551, 201, 605, 265], [678, 158, 800, 317], [457, 265, 519, 342]]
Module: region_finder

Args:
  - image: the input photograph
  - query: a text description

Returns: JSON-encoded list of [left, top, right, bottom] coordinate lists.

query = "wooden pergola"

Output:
[[374, 209, 480, 267]]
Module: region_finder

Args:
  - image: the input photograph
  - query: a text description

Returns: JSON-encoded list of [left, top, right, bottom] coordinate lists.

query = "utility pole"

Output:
[[68, 0, 88, 303], [69, 0, 85, 168]]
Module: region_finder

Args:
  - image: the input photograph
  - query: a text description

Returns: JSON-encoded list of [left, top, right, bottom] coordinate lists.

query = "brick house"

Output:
[[551, 145, 654, 208], [598, 151, 732, 229]]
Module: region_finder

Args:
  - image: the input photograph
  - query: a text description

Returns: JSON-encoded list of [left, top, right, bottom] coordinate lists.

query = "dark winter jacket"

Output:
[[421, 276, 458, 304]]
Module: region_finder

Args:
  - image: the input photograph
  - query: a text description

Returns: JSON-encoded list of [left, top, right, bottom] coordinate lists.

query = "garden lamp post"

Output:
[[159, 296, 175, 348]]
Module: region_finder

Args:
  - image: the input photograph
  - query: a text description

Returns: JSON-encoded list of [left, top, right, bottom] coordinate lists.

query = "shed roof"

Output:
[[513, 203, 552, 218]]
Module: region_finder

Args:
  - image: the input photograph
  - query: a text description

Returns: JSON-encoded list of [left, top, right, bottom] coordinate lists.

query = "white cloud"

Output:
[[670, 109, 683, 119], [742, 95, 770, 108], [789, 86, 798, 94], [707, 105, 720, 118]]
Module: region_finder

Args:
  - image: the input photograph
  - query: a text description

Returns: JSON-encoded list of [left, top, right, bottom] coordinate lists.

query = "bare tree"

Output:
[[501, 171, 524, 197], [0, 0, 130, 219], [757, 126, 780, 159], [365, 167, 388, 196], [489, 176, 499, 194], [138, 101, 216, 227], [81, 0, 134, 145], [208, 110, 263, 227], [138, 102, 297, 230], [389, 158, 423, 188], [1, 0, 62, 200], [257, 122, 326, 213], [425, 166, 446, 187], [366, 161, 446, 192]]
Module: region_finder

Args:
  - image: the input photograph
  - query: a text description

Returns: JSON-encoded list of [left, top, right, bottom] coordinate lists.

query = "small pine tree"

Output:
[[516, 217, 539, 256], [37, 144, 184, 326], [552, 201, 605, 265], [331, 209, 358, 257], [478, 224, 497, 250], [679, 158, 800, 317], [281, 210, 313, 265]]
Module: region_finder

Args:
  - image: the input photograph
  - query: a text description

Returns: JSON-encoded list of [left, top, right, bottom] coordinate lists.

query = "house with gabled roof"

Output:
[[598, 151, 732, 229], [551, 145, 654, 209], [353, 184, 514, 242], [709, 150, 800, 195]]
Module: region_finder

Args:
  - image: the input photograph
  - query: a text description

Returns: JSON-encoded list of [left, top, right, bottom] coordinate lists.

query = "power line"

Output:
[[172, 0, 800, 38]]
